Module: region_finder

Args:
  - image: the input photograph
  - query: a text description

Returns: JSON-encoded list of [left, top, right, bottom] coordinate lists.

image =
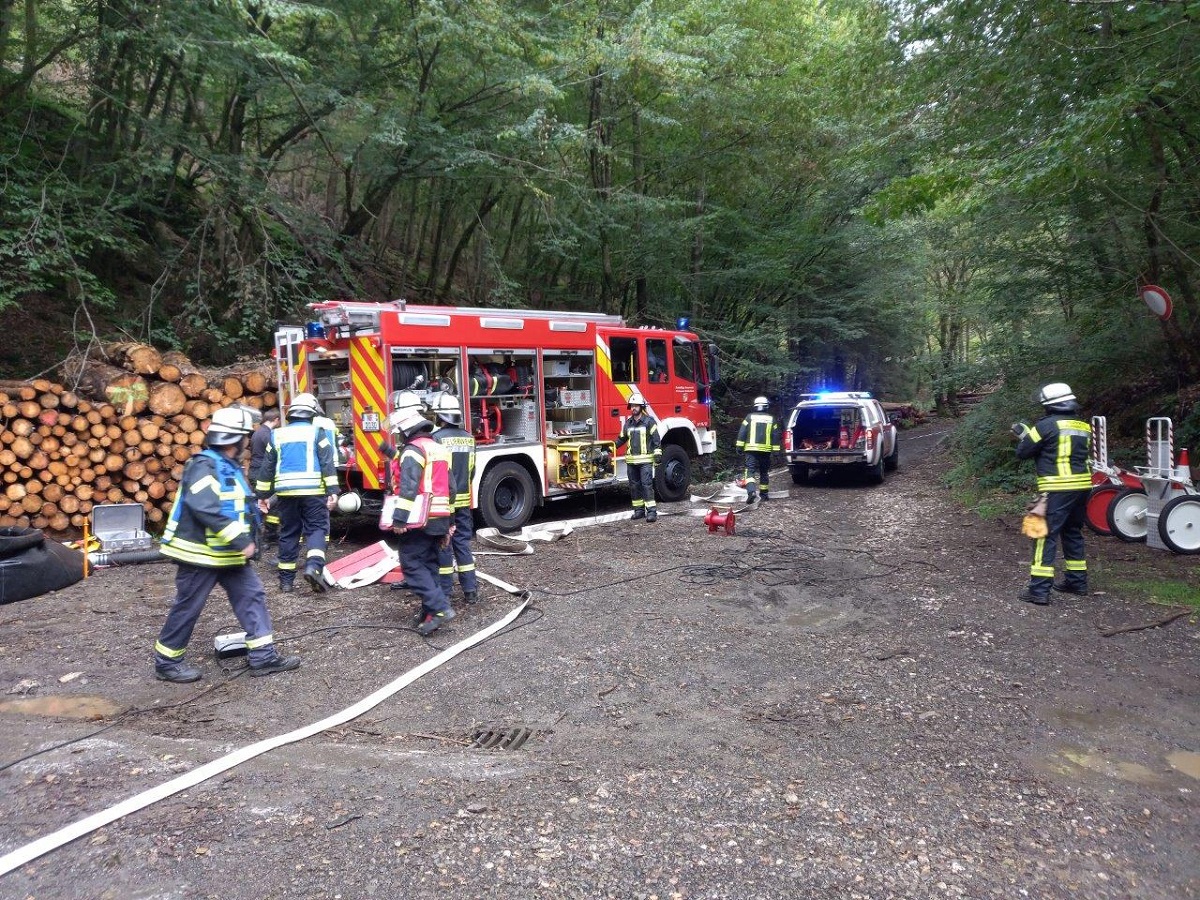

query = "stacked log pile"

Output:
[[0, 343, 277, 533]]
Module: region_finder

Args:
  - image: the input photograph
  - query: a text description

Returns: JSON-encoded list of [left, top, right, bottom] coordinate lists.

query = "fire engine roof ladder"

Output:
[[275, 326, 306, 410], [309, 299, 626, 328]]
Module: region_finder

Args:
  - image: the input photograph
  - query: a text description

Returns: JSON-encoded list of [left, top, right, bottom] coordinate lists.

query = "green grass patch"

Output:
[[1106, 578, 1200, 610]]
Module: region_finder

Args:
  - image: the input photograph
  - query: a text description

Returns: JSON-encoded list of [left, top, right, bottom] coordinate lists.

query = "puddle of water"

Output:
[[0, 695, 124, 720], [1055, 748, 1162, 785], [1166, 751, 1200, 780]]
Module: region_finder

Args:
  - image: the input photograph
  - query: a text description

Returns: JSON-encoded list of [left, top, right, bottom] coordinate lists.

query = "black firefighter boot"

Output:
[[645, 507, 658, 523], [279, 575, 295, 594], [304, 561, 328, 593], [630, 507, 646, 520]]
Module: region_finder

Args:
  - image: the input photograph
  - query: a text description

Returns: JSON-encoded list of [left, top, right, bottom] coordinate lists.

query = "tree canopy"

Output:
[[1, 0, 1197, 468]]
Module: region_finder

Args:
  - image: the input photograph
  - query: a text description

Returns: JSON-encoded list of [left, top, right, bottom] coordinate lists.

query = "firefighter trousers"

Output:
[[743, 451, 771, 499], [439, 507, 478, 594], [1028, 489, 1088, 597], [276, 495, 329, 580], [628, 462, 655, 511], [155, 563, 279, 668], [399, 529, 451, 615]]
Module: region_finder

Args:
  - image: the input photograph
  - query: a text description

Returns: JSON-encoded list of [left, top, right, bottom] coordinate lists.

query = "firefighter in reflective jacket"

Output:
[[256, 392, 338, 595], [388, 407, 456, 636], [615, 392, 662, 522], [154, 406, 300, 682], [1014, 382, 1092, 605], [432, 394, 479, 605], [737, 396, 780, 504]]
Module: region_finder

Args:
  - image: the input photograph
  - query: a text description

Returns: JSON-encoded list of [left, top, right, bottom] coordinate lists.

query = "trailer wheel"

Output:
[[478, 461, 537, 531], [654, 445, 691, 503], [1085, 484, 1121, 536], [1106, 487, 1148, 543], [1158, 495, 1200, 554], [791, 464, 810, 485]]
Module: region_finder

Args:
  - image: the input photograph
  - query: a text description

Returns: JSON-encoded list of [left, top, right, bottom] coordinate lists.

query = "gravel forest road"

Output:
[[1, 422, 1198, 899]]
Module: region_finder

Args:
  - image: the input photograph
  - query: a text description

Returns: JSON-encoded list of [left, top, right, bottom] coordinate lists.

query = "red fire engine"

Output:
[[273, 301, 718, 530]]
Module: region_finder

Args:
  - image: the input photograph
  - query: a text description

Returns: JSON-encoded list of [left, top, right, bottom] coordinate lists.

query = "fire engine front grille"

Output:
[[470, 726, 538, 750]]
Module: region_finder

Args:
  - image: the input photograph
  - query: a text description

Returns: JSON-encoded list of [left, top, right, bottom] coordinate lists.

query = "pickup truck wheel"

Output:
[[865, 456, 885, 485], [479, 461, 537, 531], [790, 464, 810, 485], [653, 444, 691, 502], [883, 439, 900, 472]]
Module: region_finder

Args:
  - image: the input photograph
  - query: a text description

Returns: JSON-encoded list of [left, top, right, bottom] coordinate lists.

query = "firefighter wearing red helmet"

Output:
[[615, 392, 662, 522], [1013, 382, 1092, 605], [154, 406, 300, 682]]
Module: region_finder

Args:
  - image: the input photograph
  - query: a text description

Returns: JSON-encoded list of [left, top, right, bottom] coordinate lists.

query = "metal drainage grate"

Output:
[[470, 725, 537, 750]]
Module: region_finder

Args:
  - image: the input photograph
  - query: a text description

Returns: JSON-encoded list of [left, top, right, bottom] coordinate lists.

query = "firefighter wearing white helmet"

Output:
[[432, 394, 478, 605], [735, 396, 781, 505], [256, 392, 339, 594], [384, 404, 456, 636], [614, 391, 662, 522], [153, 405, 299, 683], [1013, 381, 1091, 605]]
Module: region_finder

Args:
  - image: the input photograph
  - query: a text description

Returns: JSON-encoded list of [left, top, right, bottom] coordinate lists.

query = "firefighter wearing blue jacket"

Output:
[[736, 396, 780, 504], [153, 406, 300, 683], [615, 392, 662, 522], [1014, 382, 1092, 605], [255, 392, 338, 594], [432, 394, 479, 605]]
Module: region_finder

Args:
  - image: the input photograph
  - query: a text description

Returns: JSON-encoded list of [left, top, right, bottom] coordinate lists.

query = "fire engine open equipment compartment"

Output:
[[467, 349, 538, 444], [388, 348, 462, 415], [542, 349, 614, 489]]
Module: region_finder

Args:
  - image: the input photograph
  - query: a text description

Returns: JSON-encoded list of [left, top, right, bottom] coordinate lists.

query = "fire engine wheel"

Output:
[[1158, 495, 1200, 554], [1106, 487, 1148, 543], [654, 445, 691, 503], [1085, 484, 1121, 536], [790, 464, 810, 485], [478, 461, 537, 532]]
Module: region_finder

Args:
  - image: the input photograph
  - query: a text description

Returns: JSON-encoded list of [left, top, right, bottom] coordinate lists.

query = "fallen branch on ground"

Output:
[[1100, 608, 1191, 638]]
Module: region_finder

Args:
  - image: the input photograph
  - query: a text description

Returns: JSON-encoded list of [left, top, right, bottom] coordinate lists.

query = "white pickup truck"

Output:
[[782, 391, 899, 485]]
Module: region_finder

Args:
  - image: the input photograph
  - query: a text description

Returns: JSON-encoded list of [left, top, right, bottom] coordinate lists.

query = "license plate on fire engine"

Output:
[[811, 455, 849, 463]]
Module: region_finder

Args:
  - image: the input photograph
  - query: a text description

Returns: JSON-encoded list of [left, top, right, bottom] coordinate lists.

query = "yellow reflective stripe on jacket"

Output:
[[160, 538, 246, 567], [1036, 473, 1092, 491]]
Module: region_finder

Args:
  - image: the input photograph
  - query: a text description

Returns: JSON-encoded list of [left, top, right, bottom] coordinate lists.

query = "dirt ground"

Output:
[[1, 421, 1198, 899]]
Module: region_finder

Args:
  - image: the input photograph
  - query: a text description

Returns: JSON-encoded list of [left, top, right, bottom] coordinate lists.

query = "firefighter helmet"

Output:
[[1037, 382, 1078, 412], [206, 406, 258, 446], [752, 396, 769, 411], [390, 407, 432, 437], [390, 390, 424, 414], [287, 392, 322, 420], [433, 393, 462, 424], [627, 391, 647, 410]]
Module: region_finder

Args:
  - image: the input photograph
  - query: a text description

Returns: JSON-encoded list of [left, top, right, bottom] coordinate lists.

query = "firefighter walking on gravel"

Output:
[[255, 392, 339, 594], [387, 406, 456, 636], [432, 394, 479, 605], [1013, 382, 1092, 605], [615, 392, 661, 522], [153, 406, 300, 682], [737, 396, 781, 505]]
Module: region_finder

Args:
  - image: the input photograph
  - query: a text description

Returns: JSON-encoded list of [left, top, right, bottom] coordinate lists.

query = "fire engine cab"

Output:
[[273, 301, 718, 530]]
